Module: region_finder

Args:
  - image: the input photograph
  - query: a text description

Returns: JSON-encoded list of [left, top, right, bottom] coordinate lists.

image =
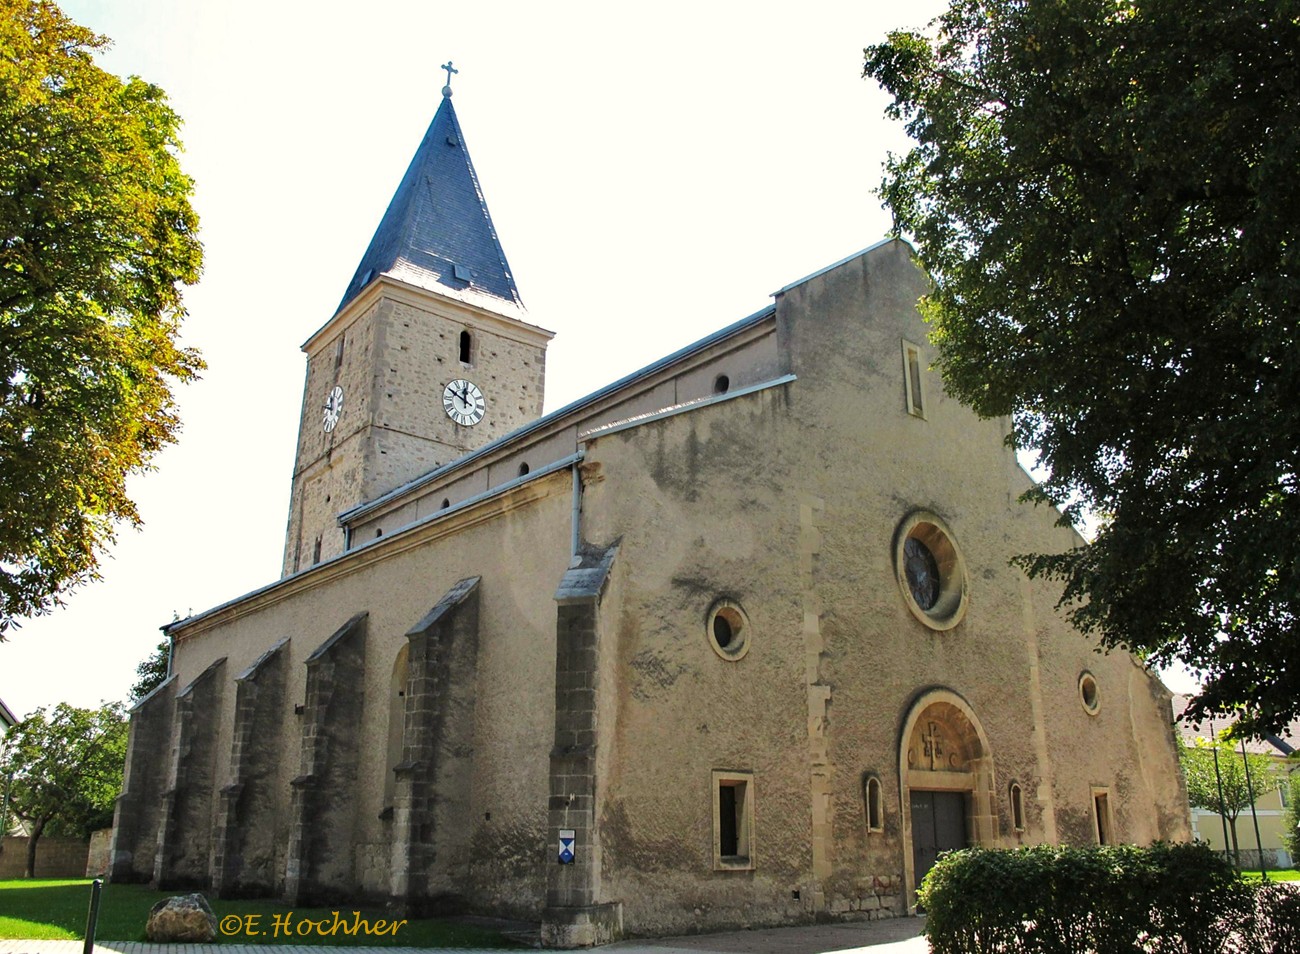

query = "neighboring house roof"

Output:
[[0, 695, 17, 732], [334, 88, 524, 319], [1173, 694, 1300, 757]]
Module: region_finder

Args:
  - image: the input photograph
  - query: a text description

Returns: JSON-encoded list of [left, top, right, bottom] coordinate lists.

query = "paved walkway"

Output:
[[0, 918, 929, 954]]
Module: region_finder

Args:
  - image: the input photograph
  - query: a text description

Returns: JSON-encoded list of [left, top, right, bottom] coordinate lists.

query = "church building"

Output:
[[109, 79, 1191, 946]]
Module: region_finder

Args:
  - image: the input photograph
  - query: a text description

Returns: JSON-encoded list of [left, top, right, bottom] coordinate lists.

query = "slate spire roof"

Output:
[[336, 88, 525, 318]]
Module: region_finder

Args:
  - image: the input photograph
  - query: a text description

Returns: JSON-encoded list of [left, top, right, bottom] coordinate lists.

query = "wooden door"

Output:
[[910, 789, 967, 898]]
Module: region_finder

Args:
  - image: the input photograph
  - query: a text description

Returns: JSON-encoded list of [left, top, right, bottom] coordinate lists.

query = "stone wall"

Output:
[[0, 837, 88, 879], [85, 829, 112, 877]]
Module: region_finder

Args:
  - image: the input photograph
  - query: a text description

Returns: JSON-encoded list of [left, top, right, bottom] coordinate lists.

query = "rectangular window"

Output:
[[1093, 789, 1112, 845], [902, 340, 925, 418], [712, 770, 754, 870]]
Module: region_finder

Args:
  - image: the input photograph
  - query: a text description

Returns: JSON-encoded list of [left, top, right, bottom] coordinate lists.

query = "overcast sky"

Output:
[[0, 0, 1196, 717]]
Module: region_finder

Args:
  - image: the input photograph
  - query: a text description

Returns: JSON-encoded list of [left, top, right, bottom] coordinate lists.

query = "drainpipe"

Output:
[[570, 459, 582, 559]]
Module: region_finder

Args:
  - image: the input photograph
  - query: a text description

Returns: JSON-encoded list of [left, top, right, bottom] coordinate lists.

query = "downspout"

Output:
[[571, 458, 582, 559]]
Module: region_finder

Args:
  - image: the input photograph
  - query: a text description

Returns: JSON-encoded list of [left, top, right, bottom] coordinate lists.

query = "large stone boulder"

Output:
[[145, 893, 217, 942]]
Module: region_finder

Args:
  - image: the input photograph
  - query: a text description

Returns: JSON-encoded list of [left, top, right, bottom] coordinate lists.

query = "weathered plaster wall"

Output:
[[578, 239, 1189, 934]]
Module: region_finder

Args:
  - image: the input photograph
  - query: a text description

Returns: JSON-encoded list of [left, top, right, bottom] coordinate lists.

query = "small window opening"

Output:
[[518, 462, 530, 477], [1079, 672, 1100, 714], [440, 498, 450, 510], [312, 535, 322, 565], [334, 335, 345, 369], [707, 600, 750, 660], [714, 374, 730, 395], [1010, 782, 1025, 832], [713, 771, 754, 869], [713, 614, 733, 648], [375, 528, 383, 538], [459, 330, 473, 364], [902, 340, 925, 417], [864, 775, 883, 832], [719, 784, 739, 856], [1093, 791, 1112, 845]]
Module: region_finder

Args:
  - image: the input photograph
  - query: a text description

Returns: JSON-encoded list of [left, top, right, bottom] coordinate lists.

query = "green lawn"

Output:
[[0, 879, 515, 946], [1242, 869, 1300, 882]]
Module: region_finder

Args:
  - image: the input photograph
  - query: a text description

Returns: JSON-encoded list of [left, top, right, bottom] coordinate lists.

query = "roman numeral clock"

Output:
[[443, 378, 486, 427]]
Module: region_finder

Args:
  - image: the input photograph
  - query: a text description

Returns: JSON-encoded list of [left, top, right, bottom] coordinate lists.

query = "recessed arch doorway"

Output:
[[898, 689, 997, 908]]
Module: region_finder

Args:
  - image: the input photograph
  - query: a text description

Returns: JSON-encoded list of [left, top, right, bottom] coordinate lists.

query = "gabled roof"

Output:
[[335, 90, 524, 318]]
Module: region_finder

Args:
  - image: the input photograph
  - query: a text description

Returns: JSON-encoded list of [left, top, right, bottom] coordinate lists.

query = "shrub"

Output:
[[918, 842, 1267, 953]]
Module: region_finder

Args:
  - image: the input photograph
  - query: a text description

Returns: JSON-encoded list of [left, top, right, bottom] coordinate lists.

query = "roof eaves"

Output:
[[772, 237, 900, 298]]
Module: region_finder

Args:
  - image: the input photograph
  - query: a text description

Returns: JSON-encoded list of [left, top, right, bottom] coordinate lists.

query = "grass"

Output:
[[1242, 869, 1300, 882], [0, 879, 515, 946]]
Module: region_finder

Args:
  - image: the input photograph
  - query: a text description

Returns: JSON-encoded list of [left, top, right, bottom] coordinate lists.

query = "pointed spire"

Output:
[[336, 84, 524, 317]]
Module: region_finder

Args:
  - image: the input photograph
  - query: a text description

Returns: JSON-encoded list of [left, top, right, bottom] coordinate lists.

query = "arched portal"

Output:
[[898, 689, 996, 908]]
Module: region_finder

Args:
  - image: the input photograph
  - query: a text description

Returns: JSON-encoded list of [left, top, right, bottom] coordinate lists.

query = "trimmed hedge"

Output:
[[918, 842, 1297, 953]]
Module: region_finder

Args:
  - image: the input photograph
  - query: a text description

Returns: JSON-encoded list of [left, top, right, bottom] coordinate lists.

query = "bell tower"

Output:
[[283, 72, 554, 575]]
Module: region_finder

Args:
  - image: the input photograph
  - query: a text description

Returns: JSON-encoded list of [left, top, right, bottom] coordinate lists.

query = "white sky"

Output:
[[0, 0, 1196, 718]]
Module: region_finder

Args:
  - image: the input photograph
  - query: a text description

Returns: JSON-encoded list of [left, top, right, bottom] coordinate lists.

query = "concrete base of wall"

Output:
[[540, 902, 623, 948]]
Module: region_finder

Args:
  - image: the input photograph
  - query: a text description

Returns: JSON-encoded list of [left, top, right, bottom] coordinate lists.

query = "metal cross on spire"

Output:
[[441, 61, 458, 97]]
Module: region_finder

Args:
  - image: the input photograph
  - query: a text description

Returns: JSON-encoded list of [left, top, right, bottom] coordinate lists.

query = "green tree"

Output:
[[129, 637, 170, 702], [864, 0, 1300, 737], [0, 702, 127, 876], [0, 0, 203, 635], [1180, 739, 1277, 868], [1283, 767, 1300, 862]]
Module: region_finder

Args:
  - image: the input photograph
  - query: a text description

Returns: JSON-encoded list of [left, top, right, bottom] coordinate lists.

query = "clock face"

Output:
[[322, 385, 344, 432], [443, 379, 486, 426]]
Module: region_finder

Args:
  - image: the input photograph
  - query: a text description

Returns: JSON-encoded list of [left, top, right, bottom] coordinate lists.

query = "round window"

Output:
[[1079, 671, 1100, 715], [707, 600, 750, 661], [893, 511, 968, 631]]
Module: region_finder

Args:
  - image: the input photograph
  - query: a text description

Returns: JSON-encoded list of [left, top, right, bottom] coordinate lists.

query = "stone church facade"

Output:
[[109, 87, 1191, 945]]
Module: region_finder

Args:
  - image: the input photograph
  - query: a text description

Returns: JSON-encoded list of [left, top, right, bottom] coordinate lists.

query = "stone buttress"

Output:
[[542, 543, 622, 948], [284, 612, 367, 905], [389, 577, 481, 914]]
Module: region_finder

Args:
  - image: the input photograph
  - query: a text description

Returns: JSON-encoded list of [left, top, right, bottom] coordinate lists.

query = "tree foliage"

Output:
[[0, 702, 127, 876], [864, 0, 1300, 736], [1179, 738, 1277, 865], [0, 0, 203, 634], [129, 637, 169, 702], [1284, 767, 1300, 861]]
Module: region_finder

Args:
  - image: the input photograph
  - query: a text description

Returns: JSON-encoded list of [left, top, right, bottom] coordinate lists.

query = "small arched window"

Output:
[[714, 374, 730, 395], [518, 462, 530, 477], [1010, 782, 1025, 832], [440, 498, 450, 510], [459, 330, 473, 364], [864, 774, 883, 833]]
